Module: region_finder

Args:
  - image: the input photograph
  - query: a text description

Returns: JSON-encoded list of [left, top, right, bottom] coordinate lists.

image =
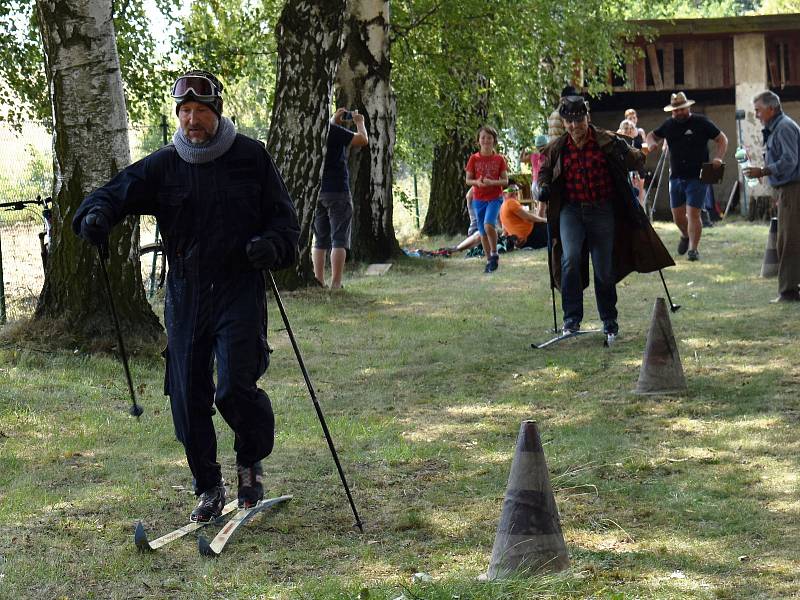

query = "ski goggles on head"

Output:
[[171, 75, 221, 102]]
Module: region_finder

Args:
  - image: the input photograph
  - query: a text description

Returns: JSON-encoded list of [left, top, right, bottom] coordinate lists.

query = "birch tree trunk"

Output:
[[266, 0, 347, 287], [335, 0, 399, 262], [34, 0, 161, 342]]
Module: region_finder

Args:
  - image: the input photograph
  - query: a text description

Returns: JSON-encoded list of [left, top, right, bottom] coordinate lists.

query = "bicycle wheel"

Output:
[[139, 242, 166, 296]]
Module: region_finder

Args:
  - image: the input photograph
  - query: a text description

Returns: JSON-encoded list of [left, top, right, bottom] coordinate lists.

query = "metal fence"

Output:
[[0, 121, 56, 323], [0, 116, 268, 324]]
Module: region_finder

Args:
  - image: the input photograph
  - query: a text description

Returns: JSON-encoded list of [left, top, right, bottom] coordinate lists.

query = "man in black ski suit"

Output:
[[73, 70, 300, 522]]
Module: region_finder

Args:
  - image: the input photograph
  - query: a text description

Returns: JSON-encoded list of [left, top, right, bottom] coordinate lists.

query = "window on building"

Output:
[[612, 60, 626, 87], [644, 49, 665, 87], [674, 47, 685, 85], [767, 42, 790, 87]]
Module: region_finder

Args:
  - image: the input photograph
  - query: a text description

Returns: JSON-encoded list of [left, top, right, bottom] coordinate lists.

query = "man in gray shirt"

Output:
[[744, 90, 800, 302]]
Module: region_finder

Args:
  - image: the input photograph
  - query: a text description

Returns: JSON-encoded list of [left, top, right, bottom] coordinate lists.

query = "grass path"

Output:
[[1, 221, 798, 599]]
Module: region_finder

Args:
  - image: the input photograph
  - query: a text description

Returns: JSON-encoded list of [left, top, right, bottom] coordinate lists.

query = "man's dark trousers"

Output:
[[559, 201, 617, 328], [164, 268, 275, 494]]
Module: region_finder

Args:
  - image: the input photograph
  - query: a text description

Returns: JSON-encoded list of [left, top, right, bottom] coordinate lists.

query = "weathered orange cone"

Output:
[[761, 217, 778, 278], [634, 297, 687, 395], [486, 420, 569, 579]]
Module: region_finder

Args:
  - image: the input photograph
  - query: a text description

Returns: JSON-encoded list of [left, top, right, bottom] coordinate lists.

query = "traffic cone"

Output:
[[761, 217, 778, 278], [634, 297, 687, 395], [486, 420, 569, 579]]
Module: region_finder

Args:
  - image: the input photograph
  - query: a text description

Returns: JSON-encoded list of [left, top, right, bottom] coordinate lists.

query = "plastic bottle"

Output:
[[735, 147, 759, 188]]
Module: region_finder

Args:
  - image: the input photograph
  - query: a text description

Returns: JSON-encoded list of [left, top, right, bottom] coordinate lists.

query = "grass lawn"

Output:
[[1, 220, 798, 599]]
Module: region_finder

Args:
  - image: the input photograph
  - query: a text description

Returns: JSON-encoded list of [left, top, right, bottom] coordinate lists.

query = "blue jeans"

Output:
[[559, 202, 617, 328]]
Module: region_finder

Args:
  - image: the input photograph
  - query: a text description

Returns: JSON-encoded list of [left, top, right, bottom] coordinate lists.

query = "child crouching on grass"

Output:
[[465, 125, 508, 273]]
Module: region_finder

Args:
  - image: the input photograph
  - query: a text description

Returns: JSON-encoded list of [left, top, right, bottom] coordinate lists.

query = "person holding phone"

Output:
[[312, 107, 369, 289]]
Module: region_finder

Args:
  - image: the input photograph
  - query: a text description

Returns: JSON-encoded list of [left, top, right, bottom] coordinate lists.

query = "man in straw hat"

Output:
[[646, 92, 728, 262], [536, 93, 674, 338]]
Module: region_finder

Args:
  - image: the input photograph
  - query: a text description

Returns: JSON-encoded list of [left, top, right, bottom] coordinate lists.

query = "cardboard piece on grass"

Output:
[[486, 420, 570, 579], [760, 217, 778, 278], [365, 263, 392, 276], [634, 297, 687, 395]]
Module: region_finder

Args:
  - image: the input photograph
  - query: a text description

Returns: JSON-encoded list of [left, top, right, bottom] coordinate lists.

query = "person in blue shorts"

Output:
[[465, 126, 509, 272], [312, 107, 369, 289], [646, 92, 727, 262]]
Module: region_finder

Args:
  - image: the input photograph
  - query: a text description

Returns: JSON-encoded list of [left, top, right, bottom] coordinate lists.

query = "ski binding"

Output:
[[135, 499, 238, 552]]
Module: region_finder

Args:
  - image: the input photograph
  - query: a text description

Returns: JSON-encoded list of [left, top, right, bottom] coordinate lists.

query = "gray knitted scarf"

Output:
[[173, 116, 237, 164]]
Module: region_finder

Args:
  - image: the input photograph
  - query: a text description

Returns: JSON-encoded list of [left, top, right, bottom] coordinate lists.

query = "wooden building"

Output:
[[586, 14, 800, 220]]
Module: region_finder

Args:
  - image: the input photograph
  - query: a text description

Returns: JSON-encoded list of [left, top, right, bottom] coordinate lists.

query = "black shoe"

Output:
[[677, 236, 689, 255], [771, 292, 800, 303], [603, 320, 619, 335], [237, 461, 264, 508], [190, 484, 226, 523], [687, 249, 699, 261], [562, 322, 580, 335]]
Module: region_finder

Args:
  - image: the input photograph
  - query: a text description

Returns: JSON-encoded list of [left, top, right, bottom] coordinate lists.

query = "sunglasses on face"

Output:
[[171, 75, 221, 102]]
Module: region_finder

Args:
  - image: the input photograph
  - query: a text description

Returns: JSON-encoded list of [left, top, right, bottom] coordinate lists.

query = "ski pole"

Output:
[[265, 271, 363, 533], [96, 244, 143, 418], [545, 222, 558, 333], [658, 269, 681, 313], [649, 147, 669, 222], [642, 147, 665, 213]]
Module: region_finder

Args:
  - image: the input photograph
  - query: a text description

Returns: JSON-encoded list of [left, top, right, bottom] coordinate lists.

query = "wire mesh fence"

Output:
[[0, 121, 52, 323], [0, 116, 271, 324]]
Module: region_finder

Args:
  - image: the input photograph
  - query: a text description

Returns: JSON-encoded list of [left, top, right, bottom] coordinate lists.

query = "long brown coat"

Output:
[[538, 126, 675, 290]]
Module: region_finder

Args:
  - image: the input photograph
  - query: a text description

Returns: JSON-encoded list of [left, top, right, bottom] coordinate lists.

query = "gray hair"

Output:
[[753, 90, 781, 110]]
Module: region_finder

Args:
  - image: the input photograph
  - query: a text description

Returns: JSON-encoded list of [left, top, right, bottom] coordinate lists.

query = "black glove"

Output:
[[537, 184, 551, 203], [79, 211, 111, 246], [246, 236, 280, 270]]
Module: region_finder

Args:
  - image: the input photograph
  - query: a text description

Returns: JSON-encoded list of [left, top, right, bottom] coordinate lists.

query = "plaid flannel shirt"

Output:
[[561, 129, 615, 205]]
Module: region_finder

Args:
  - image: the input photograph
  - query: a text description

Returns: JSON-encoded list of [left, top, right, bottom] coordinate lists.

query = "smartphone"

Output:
[[342, 111, 353, 121]]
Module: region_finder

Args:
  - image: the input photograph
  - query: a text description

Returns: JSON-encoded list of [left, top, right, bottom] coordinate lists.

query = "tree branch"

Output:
[[391, 0, 446, 41]]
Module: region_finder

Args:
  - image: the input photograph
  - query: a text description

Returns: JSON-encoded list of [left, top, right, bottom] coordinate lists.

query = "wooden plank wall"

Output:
[[792, 37, 800, 85], [662, 41, 675, 89], [613, 38, 734, 92], [768, 33, 800, 87], [683, 41, 699, 88]]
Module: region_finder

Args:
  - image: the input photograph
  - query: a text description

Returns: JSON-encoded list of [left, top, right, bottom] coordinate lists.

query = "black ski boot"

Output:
[[237, 461, 264, 508], [190, 484, 226, 523]]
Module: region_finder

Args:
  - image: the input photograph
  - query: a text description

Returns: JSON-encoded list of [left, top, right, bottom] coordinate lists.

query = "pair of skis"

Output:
[[532, 329, 617, 349], [135, 494, 292, 557]]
